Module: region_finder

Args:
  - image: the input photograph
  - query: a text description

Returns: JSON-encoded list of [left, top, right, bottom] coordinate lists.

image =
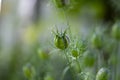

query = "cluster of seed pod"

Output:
[[52, 22, 120, 80], [22, 24, 120, 80], [22, 0, 120, 79], [23, 63, 36, 80]]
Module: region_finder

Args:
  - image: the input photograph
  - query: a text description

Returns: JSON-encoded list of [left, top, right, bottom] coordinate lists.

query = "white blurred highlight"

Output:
[[0, 0, 1, 12], [18, 0, 37, 22]]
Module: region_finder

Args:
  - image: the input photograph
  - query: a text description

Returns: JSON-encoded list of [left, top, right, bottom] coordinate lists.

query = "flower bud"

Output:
[[96, 68, 110, 80], [111, 23, 120, 40], [91, 34, 102, 49], [83, 51, 95, 67], [54, 33, 69, 50], [23, 63, 36, 79], [38, 49, 49, 60], [71, 49, 79, 58]]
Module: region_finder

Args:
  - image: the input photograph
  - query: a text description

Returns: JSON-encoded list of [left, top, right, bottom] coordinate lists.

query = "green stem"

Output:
[[115, 41, 119, 80], [97, 49, 101, 70], [62, 8, 72, 41], [63, 50, 75, 80], [76, 57, 81, 73], [61, 66, 69, 80], [100, 50, 106, 67], [97, 49, 105, 70]]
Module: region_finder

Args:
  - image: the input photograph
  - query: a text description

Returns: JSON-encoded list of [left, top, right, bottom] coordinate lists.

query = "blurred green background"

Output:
[[0, 0, 120, 80]]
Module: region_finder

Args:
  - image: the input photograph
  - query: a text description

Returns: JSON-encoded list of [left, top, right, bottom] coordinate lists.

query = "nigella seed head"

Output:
[[54, 34, 69, 50], [23, 63, 36, 79], [53, 28, 69, 50], [111, 23, 120, 40], [96, 68, 110, 80], [91, 33, 103, 49]]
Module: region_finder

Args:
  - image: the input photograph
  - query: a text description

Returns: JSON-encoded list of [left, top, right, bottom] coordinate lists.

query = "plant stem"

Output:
[[61, 66, 69, 80], [62, 8, 72, 41], [101, 50, 106, 67], [97, 49, 101, 70], [115, 41, 119, 80], [97, 49, 105, 69], [76, 57, 81, 73], [63, 50, 75, 80]]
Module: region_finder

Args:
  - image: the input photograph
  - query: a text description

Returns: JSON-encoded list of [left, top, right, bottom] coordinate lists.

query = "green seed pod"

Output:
[[96, 68, 110, 80], [83, 51, 95, 67], [53, 0, 66, 8], [71, 49, 79, 57], [91, 33, 102, 49], [111, 24, 120, 40], [44, 74, 54, 80], [23, 63, 36, 79], [38, 49, 49, 60], [54, 34, 69, 50]]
